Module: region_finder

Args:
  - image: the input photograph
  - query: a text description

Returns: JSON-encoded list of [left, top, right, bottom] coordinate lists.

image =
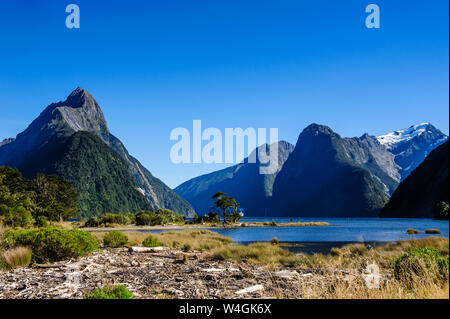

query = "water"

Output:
[[205, 217, 449, 243], [142, 217, 448, 254]]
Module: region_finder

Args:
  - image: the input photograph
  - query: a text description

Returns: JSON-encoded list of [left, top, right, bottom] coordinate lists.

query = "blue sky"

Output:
[[0, 0, 448, 188]]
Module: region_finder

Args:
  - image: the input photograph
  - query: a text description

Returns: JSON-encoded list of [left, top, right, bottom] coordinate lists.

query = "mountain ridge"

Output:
[[0, 87, 195, 217]]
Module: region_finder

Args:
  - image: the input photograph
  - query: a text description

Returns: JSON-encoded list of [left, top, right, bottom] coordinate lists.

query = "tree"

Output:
[[31, 174, 79, 222], [211, 192, 241, 224]]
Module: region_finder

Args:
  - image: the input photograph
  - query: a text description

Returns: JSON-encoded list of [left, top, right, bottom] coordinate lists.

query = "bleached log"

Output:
[[235, 284, 264, 295], [128, 246, 167, 253]]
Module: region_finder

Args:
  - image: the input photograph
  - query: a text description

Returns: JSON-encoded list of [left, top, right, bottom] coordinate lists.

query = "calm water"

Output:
[[204, 217, 449, 243]]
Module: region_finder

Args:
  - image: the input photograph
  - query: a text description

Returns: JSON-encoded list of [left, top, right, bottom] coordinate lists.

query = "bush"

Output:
[[34, 216, 49, 227], [100, 213, 130, 226], [425, 229, 441, 234], [1, 226, 99, 263], [394, 247, 449, 286], [84, 214, 136, 228], [142, 235, 162, 247], [0, 206, 34, 228], [84, 217, 100, 227], [406, 228, 419, 235], [193, 212, 220, 224], [103, 231, 128, 248], [271, 237, 279, 245], [1, 246, 32, 269], [183, 243, 192, 252], [84, 285, 133, 299]]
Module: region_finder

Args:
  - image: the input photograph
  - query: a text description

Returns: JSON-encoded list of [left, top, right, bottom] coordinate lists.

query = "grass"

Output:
[[84, 285, 133, 299], [91, 229, 233, 251], [211, 237, 449, 298], [1, 246, 32, 270]]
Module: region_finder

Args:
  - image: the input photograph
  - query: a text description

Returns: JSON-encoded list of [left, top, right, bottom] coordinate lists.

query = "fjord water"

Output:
[[206, 218, 449, 243]]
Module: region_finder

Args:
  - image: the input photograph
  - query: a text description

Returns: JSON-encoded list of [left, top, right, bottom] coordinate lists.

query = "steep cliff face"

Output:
[[175, 141, 294, 216], [380, 141, 449, 219], [0, 87, 195, 217], [271, 124, 389, 217]]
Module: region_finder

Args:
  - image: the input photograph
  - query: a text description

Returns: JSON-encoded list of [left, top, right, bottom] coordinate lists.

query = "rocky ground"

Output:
[[0, 248, 361, 299]]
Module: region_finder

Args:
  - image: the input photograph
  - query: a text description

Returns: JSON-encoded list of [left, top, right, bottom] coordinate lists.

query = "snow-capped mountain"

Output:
[[377, 123, 448, 180]]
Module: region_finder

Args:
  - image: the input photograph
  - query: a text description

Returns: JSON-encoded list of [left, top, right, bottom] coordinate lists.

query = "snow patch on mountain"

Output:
[[376, 123, 431, 149]]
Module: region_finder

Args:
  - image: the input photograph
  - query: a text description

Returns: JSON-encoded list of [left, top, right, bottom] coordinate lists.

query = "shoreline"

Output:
[[82, 221, 330, 232]]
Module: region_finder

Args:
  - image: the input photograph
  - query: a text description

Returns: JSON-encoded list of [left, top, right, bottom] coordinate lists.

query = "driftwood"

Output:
[[33, 263, 66, 269], [235, 284, 264, 295], [128, 246, 168, 253]]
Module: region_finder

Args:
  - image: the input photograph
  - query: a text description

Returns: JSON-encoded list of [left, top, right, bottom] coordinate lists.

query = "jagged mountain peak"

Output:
[[64, 86, 97, 109], [302, 123, 338, 136]]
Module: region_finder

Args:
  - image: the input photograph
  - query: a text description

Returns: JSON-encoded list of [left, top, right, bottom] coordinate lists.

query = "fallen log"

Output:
[[235, 284, 264, 295], [128, 246, 168, 253], [33, 263, 66, 269]]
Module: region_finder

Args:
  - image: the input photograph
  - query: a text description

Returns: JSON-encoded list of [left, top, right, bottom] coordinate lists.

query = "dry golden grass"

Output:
[[91, 229, 233, 250], [1, 246, 32, 270], [288, 273, 449, 299], [212, 237, 449, 299]]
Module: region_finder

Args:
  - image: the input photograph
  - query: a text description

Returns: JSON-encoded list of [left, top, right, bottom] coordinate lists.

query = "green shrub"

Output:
[[271, 221, 277, 226], [103, 231, 128, 248], [34, 216, 49, 227], [84, 285, 133, 299], [394, 247, 449, 285], [84, 217, 100, 227], [0, 206, 34, 228], [183, 243, 192, 251], [142, 235, 162, 247], [425, 229, 441, 234], [100, 213, 129, 226], [271, 237, 279, 245], [406, 228, 419, 235], [136, 210, 184, 226], [1, 226, 99, 263]]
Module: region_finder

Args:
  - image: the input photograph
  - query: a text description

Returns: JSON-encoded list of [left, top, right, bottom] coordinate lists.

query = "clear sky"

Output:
[[0, 0, 448, 188]]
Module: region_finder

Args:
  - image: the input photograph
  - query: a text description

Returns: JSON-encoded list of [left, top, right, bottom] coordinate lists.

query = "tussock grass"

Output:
[[212, 242, 294, 265], [211, 237, 449, 298], [92, 230, 232, 251], [1, 246, 32, 269]]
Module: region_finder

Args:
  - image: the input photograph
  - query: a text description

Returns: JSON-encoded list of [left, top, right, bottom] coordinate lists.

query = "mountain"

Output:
[[18, 131, 152, 217], [376, 123, 448, 181], [0, 138, 14, 147], [0, 87, 195, 217], [175, 141, 294, 216], [380, 141, 449, 219], [271, 124, 389, 217]]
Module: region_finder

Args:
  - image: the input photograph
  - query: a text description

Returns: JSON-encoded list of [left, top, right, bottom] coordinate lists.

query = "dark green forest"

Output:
[[17, 131, 152, 217]]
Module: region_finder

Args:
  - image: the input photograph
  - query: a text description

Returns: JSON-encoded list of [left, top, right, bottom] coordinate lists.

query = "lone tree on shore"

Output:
[[210, 192, 242, 224]]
